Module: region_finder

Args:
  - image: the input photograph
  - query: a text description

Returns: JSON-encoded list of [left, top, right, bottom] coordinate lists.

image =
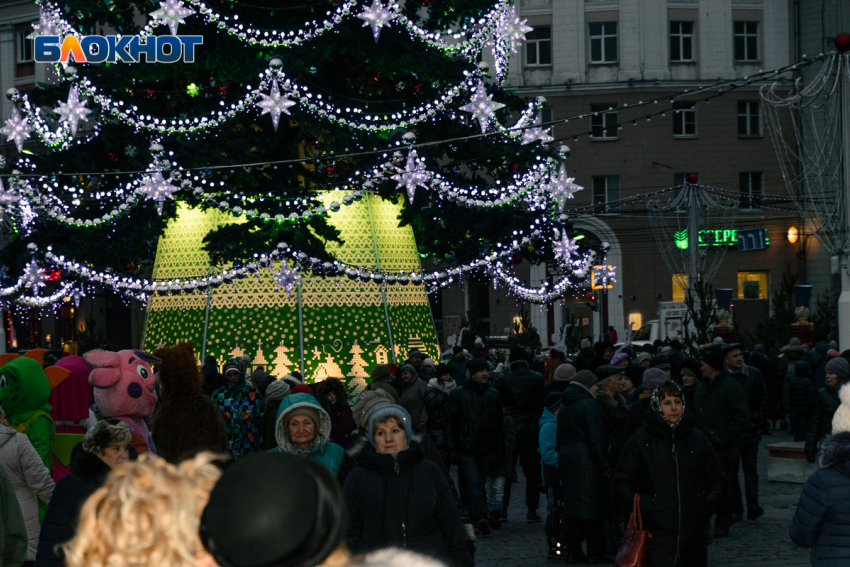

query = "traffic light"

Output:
[[585, 292, 599, 312]]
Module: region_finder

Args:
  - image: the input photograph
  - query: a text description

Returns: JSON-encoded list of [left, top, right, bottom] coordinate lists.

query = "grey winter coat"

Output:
[[557, 382, 610, 520], [692, 372, 750, 461], [790, 431, 850, 566], [0, 424, 54, 561]]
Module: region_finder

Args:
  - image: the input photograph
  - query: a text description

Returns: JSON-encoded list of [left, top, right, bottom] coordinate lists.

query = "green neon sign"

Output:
[[673, 229, 769, 250]]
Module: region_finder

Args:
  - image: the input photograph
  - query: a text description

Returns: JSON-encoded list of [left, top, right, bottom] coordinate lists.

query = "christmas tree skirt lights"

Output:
[[142, 192, 438, 397]]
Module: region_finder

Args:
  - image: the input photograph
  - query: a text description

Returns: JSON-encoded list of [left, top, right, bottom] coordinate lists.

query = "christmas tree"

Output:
[[0, 0, 598, 342]]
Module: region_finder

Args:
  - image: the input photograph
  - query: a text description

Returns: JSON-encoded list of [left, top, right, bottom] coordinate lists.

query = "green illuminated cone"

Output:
[[142, 192, 438, 397]]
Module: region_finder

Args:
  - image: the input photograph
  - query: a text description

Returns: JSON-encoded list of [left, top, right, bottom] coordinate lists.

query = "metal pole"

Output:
[[200, 287, 212, 361], [365, 193, 397, 364], [838, 61, 850, 351], [687, 184, 700, 292], [297, 279, 305, 376]]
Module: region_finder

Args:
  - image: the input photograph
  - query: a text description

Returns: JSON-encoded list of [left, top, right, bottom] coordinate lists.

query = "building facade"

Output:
[[437, 0, 817, 349]]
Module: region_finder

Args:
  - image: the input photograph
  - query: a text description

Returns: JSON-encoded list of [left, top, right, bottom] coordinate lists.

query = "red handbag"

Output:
[[614, 494, 652, 567]]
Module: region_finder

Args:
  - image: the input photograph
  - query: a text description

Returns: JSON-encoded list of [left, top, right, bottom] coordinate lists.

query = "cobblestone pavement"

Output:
[[465, 432, 812, 567]]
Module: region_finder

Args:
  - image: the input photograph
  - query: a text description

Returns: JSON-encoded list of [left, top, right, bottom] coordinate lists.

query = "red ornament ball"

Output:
[[836, 33, 850, 53], [687, 173, 699, 184], [510, 253, 523, 265]]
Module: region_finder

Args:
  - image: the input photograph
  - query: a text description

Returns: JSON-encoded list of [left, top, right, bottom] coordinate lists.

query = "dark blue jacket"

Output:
[[790, 431, 850, 565], [790, 376, 817, 416]]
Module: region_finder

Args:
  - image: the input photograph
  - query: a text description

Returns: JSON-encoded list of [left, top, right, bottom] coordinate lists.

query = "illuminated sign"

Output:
[[674, 228, 769, 249]]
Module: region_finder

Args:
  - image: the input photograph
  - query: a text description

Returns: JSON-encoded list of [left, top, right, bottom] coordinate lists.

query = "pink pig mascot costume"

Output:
[[82, 349, 160, 454]]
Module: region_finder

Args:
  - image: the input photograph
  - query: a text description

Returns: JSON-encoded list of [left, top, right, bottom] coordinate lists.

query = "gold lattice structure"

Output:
[[142, 192, 438, 396]]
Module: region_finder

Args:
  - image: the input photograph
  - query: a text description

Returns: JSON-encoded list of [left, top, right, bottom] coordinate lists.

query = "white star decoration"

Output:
[[496, 7, 533, 54], [357, 0, 394, 42], [22, 259, 46, 293], [137, 171, 180, 215], [55, 87, 93, 137], [598, 265, 617, 288], [391, 149, 430, 204], [149, 0, 196, 36], [256, 80, 296, 132], [0, 107, 32, 152], [459, 82, 505, 133], [274, 261, 301, 298], [553, 229, 579, 264], [0, 179, 15, 214], [546, 164, 583, 199], [521, 126, 554, 145]]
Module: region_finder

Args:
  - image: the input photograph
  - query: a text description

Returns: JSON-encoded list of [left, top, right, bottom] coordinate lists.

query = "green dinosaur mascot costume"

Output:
[[0, 350, 70, 470]]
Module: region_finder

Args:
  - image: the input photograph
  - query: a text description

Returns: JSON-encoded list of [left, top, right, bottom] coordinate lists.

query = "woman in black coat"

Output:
[[35, 420, 134, 567], [344, 405, 472, 567], [614, 381, 726, 567], [556, 371, 609, 563]]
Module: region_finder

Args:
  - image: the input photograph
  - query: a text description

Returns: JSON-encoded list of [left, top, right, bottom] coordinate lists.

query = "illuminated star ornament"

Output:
[[357, 0, 394, 42], [0, 178, 16, 213], [274, 261, 301, 298], [149, 0, 196, 36], [459, 82, 506, 133], [21, 259, 46, 293], [553, 229, 579, 264], [256, 80, 296, 132], [391, 149, 430, 204], [496, 6, 533, 54], [137, 171, 180, 215], [598, 265, 617, 288], [54, 87, 93, 137], [521, 126, 554, 145], [546, 163, 583, 199], [0, 107, 32, 152]]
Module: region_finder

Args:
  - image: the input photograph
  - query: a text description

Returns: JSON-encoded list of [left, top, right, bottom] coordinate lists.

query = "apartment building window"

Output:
[[590, 104, 618, 139], [673, 103, 697, 137], [738, 271, 768, 299], [734, 22, 759, 61], [739, 172, 763, 209], [738, 101, 761, 137], [526, 26, 552, 66], [592, 175, 620, 213], [670, 21, 694, 62], [15, 24, 35, 79], [589, 22, 617, 63]]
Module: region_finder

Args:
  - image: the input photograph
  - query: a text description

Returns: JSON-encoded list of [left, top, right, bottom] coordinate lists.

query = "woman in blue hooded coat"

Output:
[[272, 392, 344, 476]]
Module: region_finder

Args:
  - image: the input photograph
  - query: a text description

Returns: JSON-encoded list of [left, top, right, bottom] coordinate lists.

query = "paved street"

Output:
[[467, 432, 812, 566]]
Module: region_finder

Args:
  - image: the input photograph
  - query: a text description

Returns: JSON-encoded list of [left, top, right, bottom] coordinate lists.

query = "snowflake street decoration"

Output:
[[459, 82, 505, 133], [0, 178, 16, 213], [138, 171, 180, 215], [27, 9, 61, 40], [598, 265, 617, 288], [391, 149, 430, 204], [553, 229, 579, 264], [521, 126, 554, 145], [496, 7, 533, 54], [54, 87, 93, 137], [546, 163, 583, 199], [149, 0, 196, 36], [274, 262, 301, 298], [22, 259, 46, 293], [0, 107, 32, 152], [256, 80, 296, 132], [357, 0, 394, 42]]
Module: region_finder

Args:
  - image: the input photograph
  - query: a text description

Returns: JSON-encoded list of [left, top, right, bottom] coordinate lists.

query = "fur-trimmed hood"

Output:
[[275, 393, 332, 449], [818, 431, 850, 472]]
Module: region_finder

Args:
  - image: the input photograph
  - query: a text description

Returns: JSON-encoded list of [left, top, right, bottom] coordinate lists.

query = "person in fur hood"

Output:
[[151, 343, 229, 464], [790, 382, 850, 565], [315, 378, 356, 448]]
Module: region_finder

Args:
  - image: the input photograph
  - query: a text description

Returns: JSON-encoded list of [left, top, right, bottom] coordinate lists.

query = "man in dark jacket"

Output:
[[447, 346, 468, 385], [748, 344, 781, 423], [723, 343, 768, 522], [807, 340, 832, 390], [493, 348, 546, 523], [806, 357, 850, 463], [445, 358, 503, 535], [693, 350, 749, 537]]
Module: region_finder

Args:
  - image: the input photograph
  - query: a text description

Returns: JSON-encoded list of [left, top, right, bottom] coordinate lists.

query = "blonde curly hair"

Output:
[[62, 452, 223, 567]]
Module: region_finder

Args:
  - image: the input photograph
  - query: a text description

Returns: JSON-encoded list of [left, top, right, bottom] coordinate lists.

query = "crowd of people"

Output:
[[1, 337, 850, 567]]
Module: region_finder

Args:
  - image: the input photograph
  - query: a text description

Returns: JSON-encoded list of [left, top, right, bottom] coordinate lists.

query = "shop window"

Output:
[[738, 271, 768, 299], [673, 274, 688, 302]]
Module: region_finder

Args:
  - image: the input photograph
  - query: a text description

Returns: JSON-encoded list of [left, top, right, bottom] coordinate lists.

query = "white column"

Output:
[[553, 0, 586, 84], [529, 263, 549, 339], [762, 0, 791, 72], [698, 0, 734, 80]]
